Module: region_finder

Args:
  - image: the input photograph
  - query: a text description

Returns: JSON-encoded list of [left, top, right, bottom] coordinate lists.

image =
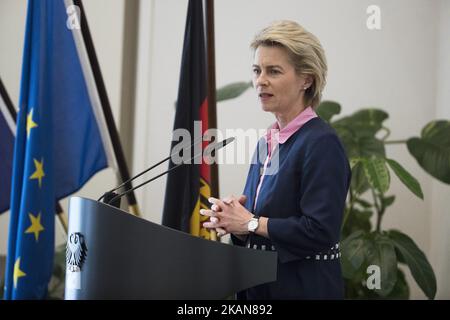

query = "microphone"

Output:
[[98, 134, 207, 203], [105, 137, 235, 206]]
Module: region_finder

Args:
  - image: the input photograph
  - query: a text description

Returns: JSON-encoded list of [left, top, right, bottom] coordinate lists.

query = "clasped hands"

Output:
[[200, 195, 254, 237]]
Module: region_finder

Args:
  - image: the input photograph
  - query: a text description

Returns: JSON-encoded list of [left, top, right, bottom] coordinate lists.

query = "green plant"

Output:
[[217, 81, 252, 102], [316, 101, 450, 299], [47, 244, 66, 299]]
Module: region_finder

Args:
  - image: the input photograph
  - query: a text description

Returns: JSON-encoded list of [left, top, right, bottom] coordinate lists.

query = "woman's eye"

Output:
[[269, 69, 280, 75], [252, 68, 260, 74]]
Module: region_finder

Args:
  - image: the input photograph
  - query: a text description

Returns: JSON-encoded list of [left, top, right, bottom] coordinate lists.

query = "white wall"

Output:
[[429, 0, 450, 300], [1, 0, 448, 299]]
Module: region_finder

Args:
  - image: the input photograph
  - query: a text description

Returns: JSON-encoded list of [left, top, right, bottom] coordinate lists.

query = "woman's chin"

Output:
[[260, 104, 273, 112]]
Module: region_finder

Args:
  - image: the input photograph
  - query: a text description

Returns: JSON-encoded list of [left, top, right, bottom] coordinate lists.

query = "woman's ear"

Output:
[[303, 74, 313, 89]]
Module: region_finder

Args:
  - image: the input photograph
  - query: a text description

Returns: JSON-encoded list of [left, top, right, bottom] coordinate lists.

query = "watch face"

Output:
[[248, 219, 258, 231]]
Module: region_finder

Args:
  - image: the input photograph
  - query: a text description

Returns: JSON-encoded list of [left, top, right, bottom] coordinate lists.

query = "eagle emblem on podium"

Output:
[[66, 232, 88, 272]]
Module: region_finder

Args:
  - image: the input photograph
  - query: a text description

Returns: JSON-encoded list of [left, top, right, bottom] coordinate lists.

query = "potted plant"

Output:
[[316, 101, 449, 299]]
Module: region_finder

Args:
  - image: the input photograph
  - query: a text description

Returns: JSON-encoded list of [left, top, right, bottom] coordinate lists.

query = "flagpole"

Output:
[[205, 0, 218, 241], [74, 0, 141, 217], [0, 77, 69, 235], [0, 78, 16, 123], [56, 204, 68, 233]]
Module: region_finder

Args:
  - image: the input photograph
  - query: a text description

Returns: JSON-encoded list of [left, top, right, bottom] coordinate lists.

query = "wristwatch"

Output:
[[247, 215, 260, 233]]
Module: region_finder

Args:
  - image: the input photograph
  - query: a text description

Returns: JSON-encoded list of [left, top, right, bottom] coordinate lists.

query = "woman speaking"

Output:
[[202, 20, 351, 300]]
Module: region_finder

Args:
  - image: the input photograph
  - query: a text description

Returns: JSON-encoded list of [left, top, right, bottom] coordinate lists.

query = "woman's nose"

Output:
[[255, 74, 268, 87]]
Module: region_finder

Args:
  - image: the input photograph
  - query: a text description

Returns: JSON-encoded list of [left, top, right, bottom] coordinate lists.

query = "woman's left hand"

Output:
[[201, 195, 254, 235]]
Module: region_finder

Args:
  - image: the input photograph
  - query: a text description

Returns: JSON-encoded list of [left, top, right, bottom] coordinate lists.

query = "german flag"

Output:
[[162, 0, 215, 240]]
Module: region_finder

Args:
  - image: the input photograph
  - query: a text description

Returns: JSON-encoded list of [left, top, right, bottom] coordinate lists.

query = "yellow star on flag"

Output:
[[29, 158, 45, 188], [26, 109, 38, 138], [14, 257, 27, 289], [25, 212, 45, 242]]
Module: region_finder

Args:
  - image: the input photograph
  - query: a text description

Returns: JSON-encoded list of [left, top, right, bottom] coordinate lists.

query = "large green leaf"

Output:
[[357, 137, 386, 158], [385, 269, 409, 299], [216, 81, 252, 102], [342, 207, 372, 239], [362, 157, 390, 194], [365, 233, 398, 297], [355, 198, 372, 209], [332, 108, 388, 161], [335, 126, 385, 160], [382, 195, 396, 208], [388, 230, 437, 299], [332, 109, 388, 138], [341, 230, 369, 279], [351, 109, 389, 126], [335, 126, 358, 157], [351, 161, 371, 194], [407, 120, 450, 184], [316, 100, 341, 123], [344, 268, 410, 299], [386, 158, 424, 199]]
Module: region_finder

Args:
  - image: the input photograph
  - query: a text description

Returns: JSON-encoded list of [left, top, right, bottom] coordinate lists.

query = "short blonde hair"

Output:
[[251, 20, 327, 108]]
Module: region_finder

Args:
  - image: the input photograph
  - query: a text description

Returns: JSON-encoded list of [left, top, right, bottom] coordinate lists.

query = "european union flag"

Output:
[[4, 0, 109, 299], [0, 79, 15, 214]]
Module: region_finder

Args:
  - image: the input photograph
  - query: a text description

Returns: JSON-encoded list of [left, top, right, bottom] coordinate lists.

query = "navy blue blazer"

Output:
[[232, 117, 351, 299]]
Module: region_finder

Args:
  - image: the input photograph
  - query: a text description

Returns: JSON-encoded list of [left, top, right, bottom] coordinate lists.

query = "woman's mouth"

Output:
[[259, 93, 274, 102]]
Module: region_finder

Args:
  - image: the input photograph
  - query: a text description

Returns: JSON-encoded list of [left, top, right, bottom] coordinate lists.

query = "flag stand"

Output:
[[56, 204, 68, 234], [206, 0, 218, 241], [57, 213, 68, 234]]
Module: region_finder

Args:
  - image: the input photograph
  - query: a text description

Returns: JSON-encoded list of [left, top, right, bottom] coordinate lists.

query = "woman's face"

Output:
[[252, 46, 310, 115]]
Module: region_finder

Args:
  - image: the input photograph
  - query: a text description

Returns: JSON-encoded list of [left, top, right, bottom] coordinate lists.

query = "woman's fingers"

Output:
[[238, 194, 247, 205], [202, 213, 222, 229], [202, 216, 227, 236], [216, 227, 228, 237], [208, 197, 227, 211], [223, 195, 236, 205], [210, 217, 219, 224], [203, 221, 215, 228], [211, 218, 227, 236], [223, 194, 246, 206], [204, 195, 247, 235], [200, 209, 216, 217]]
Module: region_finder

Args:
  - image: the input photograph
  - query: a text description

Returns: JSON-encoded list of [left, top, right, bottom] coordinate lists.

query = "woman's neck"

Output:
[[275, 104, 307, 129]]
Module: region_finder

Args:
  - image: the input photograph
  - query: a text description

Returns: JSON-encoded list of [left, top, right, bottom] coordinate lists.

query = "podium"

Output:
[[64, 197, 277, 299]]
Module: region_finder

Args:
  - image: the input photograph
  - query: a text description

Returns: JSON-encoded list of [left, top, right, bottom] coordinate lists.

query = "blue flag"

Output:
[[4, 0, 109, 299], [0, 80, 15, 214]]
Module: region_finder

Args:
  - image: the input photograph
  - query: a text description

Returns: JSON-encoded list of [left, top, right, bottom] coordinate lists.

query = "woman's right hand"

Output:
[[210, 195, 247, 237]]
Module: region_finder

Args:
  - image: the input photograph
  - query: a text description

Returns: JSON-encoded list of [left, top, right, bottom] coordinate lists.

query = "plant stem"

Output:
[[371, 188, 384, 232], [342, 188, 355, 229], [384, 140, 407, 144], [380, 126, 391, 141]]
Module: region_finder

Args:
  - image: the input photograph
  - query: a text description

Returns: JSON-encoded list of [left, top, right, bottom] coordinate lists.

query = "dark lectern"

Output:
[[64, 197, 277, 299]]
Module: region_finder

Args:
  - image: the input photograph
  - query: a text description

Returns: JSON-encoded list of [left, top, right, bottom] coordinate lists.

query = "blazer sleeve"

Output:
[[267, 133, 350, 263]]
